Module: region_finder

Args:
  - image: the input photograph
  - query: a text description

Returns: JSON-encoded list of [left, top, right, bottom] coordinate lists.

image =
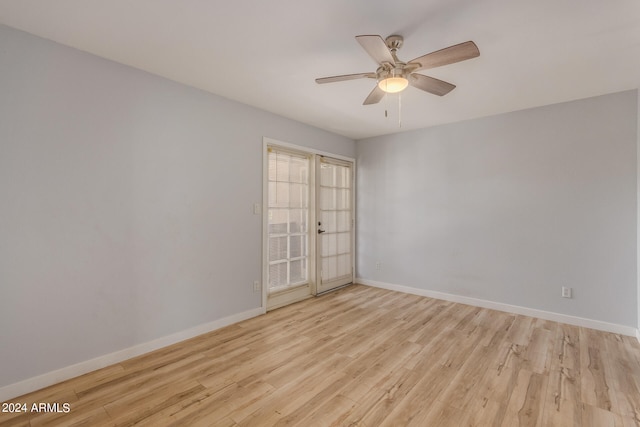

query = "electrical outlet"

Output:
[[375, 262, 381, 270], [253, 281, 260, 292], [253, 203, 261, 215], [561, 286, 572, 298]]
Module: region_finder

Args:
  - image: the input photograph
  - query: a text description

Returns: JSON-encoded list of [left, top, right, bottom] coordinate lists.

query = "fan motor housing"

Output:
[[385, 35, 403, 51], [376, 65, 407, 82]]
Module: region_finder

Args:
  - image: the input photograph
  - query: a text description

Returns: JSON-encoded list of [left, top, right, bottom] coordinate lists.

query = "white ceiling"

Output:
[[1, 0, 639, 140]]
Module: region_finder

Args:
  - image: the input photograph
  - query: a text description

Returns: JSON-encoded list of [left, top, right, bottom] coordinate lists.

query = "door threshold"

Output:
[[316, 282, 354, 296], [267, 283, 312, 311]]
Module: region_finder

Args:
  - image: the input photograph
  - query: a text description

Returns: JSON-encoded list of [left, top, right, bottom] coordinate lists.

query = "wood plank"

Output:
[[521, 326, 555, 374], [135, 381, 274, 426], [340, 367, 421, 426], [406, 399, 467, 427], [580, 328, 618, 412], [540, 324, 582, 427], [30, 406, 113, 427], [580, 403, 625, 427], [500, 369, 548, 427], [291, 393, 358, 427]]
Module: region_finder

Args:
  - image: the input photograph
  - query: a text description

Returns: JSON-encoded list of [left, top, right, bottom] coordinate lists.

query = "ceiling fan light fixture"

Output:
[[316, 35, 480, 104], [378, 76, 408, 93]]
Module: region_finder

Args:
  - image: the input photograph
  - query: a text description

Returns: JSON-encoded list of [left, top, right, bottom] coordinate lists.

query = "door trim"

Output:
[[262, 137, 356, 310]]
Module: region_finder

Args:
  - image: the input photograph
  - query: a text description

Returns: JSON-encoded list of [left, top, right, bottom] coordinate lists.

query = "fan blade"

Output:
[[363, 85, 385, 105], [356, 35, 395, 66], [315, 73, 376, 84], [409, 74, 456, 96], [408, 41, 479, 71]]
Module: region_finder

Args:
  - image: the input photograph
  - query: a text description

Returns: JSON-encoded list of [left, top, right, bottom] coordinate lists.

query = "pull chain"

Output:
[[385, 90, 389, 118], [398, 93, 402, 128], [381, 92, 402, 127]]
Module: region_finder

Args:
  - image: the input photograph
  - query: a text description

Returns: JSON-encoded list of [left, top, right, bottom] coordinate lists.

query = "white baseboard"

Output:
[[0, 306, 265, 402], [356, 278, 637, 337]]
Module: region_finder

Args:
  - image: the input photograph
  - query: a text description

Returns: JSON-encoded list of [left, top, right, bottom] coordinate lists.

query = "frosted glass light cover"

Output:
[[378, 77, 408, 93]]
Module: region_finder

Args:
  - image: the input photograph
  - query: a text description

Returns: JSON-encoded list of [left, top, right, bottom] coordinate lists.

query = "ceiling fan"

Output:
[[316, 35, 479, 105]]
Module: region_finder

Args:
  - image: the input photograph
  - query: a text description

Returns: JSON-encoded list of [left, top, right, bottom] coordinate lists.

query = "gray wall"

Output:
[[0, 24, 354, 388], [357, 91, 638, 327]]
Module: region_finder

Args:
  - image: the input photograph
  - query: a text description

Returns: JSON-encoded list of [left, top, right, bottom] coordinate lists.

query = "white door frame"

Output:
[[262, 137, 356, 310]]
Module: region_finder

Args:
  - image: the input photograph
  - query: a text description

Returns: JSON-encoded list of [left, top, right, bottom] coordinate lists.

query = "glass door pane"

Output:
[[267, 150, 310, 295]]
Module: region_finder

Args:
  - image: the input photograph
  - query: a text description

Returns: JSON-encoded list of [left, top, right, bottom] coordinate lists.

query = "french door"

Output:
[[316, 156, 353, 294], [265, 143, 353, 310], [266, 148, 312, 310]]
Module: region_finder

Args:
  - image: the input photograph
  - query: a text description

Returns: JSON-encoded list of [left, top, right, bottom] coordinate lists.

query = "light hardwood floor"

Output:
[[2, 284, 640, 426]]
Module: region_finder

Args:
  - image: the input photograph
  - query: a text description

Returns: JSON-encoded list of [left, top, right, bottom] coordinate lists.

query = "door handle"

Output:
[[318, 229, 326, 234]]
